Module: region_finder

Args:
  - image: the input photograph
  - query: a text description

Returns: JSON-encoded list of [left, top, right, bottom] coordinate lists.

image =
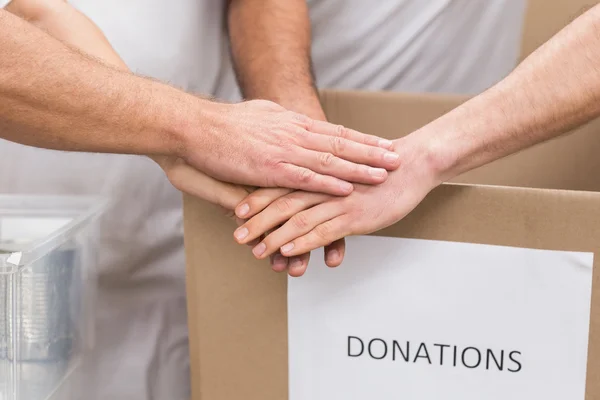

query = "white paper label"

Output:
[[288, 236, 594, 400]]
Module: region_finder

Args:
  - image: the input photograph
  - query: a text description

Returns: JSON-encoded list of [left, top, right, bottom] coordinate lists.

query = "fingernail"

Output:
[[339, 181, 353, 194], [384, 152, 400, 163], [378, 139, 393, 149], [281, 242, 295, 254], [273, 254, 287, 268], [368, 167, 386, 178], [234, 227, 248, 241], [290, 258, 304, 271], [237, 203, 250, 217], [328, 249, 340, 261], [253, 242, 266, 257]]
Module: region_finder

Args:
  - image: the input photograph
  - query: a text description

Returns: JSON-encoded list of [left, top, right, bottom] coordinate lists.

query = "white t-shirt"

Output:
[[310, 0, 527, 94], [0, 1, 237, 399], [0, 1, 527, 399]]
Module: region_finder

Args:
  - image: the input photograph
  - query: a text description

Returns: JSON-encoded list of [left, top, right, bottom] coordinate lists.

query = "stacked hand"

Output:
[[232, 135, 443, 276], [15, 0, 441, 276], [184, 99, 402, 195], [10, 0, 406, 273]]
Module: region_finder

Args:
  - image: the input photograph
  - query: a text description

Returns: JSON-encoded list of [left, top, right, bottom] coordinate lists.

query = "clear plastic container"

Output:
[[0, 195, 106, 400]]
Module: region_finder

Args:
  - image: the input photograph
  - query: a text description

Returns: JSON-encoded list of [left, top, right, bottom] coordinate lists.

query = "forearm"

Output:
[[227, 0, 324, 119], [407, 4, 600, 182], [0, 9, 202, 156]]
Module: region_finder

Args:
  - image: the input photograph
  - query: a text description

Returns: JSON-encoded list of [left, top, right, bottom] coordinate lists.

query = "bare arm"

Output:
[[413, 4, 600, 182], [4, 0, 252, 208], [227, 0, 325, 120], [0, 8, 195, 156], [0, 5, 399, 195]]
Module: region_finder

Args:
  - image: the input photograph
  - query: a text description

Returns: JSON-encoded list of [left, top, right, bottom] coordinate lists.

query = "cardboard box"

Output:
[[184, 3, 600, 398], [184, 89, 600, 399], [520, 0, 599, 61]]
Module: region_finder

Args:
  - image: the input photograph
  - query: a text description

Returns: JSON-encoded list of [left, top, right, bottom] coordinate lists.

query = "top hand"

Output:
[[181, 99, 401, 196], [7, 0, 322, 273], [232, 135, 443, 276]]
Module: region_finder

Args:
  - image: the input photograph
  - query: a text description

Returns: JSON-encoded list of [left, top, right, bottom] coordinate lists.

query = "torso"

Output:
[[309, 0, 527, 93]]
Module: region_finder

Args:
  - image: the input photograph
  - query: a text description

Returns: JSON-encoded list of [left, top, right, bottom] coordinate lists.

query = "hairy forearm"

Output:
[[0, 9, 203, 156], [227, 0, 324, 119], [406, 4, 600, 182]]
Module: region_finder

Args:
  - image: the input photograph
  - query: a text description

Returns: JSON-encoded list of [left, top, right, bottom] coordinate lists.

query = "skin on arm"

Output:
[[4, 0, 349, 272], [0, 5, 400, 195], [4, 0, 269, 262], [4, 0, 252, 210], [233, 3, 600, 275], [228, 0, 325, 120], [228, 0, 346, 274]]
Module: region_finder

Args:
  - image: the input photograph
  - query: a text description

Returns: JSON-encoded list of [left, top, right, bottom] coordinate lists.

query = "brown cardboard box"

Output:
[[520, 0, 599, 61], [184, 3, 600, 398], [184, 90, 600, 399]]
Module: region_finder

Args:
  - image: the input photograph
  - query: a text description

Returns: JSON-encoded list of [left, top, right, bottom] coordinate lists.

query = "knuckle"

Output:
[[314, 223, 332, 240], [368, 146, 382, 160], [297, 168, 315, 183], [285, 126, 308, 145], [334, 124, 349, 139], [290, 112, 311, 127], [294, 127, 309, 141], [329, 136, 346, 155], [319, 152, 335, 168], [274, 197, 294, 213], [265, 156, 282, 169], [245, 195, 261, 211], [365, 133, 380, 146], [304, 117, 314, 131], [291, 212, 309, 230]]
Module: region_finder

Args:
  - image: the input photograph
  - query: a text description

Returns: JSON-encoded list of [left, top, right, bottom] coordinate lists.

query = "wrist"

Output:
[[161, 92, 222, 158], [392, 132, 453, 190], [174, 95, 235, 165]]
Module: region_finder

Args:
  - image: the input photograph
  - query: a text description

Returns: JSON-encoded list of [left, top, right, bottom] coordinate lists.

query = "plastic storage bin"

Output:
[[0, 195, 106, 400]]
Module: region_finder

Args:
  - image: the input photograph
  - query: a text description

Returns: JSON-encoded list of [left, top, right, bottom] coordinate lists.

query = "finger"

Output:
[[288, 148, 388, 185], [301, 123, 400, 170], [298, 134, 401, 171], [250, 201, 343, 260], [164, 160, 249, 210], [271, 253, 289, 273], [272, 164, 354, 196], [268, 227, 289, 272], [288, 252, 311, 277], [280, 216, 353, 257], [234, 191, 329, 244], [235, 188, 294, 219], [324, 238, 346, 268], [307, 120, 394, 150]]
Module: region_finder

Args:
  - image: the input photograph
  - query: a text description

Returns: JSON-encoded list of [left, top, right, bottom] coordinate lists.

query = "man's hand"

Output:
[[185, 100, 400, 196], [3, 0, 289, 255], [232, 135, 443, 276], [0, 7, 399, 196]]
